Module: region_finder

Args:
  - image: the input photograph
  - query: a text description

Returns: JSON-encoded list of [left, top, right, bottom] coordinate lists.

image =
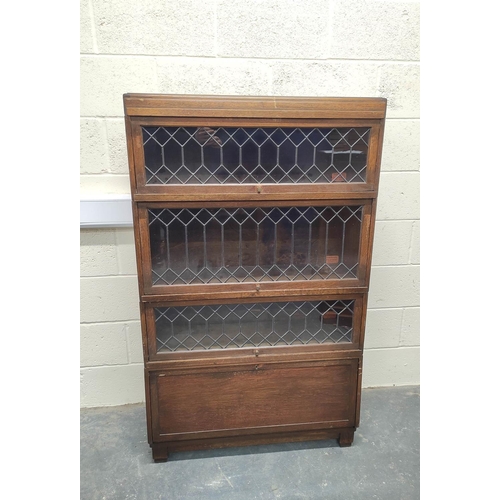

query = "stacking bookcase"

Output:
[[123, 94, 387, 462]]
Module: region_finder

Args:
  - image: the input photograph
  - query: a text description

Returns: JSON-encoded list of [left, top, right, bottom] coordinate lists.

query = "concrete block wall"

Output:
[[80, 0, 420, 407]]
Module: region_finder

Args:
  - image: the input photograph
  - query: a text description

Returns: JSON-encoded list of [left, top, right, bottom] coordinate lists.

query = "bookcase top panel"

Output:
[[124, 94, 387, 120]]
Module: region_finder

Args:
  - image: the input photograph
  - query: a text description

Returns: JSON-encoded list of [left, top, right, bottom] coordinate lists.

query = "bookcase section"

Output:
[[124, 94, 386, 461]]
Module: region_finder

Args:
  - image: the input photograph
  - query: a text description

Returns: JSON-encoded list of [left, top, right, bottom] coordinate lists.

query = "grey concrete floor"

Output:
[[81, 385, 419, 500]]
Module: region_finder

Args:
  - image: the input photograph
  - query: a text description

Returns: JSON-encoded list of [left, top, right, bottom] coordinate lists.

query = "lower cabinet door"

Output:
[[150, 358, 358, 442]]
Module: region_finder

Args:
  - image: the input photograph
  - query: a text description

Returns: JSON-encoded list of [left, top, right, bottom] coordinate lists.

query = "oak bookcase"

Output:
[[123, 94, 387, 462]]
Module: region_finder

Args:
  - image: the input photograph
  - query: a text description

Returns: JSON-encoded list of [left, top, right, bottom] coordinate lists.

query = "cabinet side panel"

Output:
[[154, 361, 357, 439]]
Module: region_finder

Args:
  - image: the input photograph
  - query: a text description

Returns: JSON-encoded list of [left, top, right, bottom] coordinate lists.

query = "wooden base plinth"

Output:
[[150, 427, 356, 462]]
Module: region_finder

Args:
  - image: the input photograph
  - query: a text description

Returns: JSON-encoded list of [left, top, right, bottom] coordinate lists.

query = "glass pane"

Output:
[[142, 126, 370, 184], [149, 206, 362, 285], [155, 300, 355, 352]]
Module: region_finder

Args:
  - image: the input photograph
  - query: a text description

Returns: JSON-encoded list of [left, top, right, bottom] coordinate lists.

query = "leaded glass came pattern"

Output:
[[149, 206, 362, 285], [142, 126, 370, 184], [155, 300, 354, 352]]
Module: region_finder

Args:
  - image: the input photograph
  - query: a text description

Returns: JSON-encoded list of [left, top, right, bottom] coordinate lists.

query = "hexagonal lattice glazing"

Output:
[[142, 126, 370, 184], [149, 206, 363, 285], [155, 300, 355, 352]]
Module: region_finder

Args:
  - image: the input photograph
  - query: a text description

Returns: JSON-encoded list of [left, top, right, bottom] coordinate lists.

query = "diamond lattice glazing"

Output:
[[155, 300, 355, 352], [149, 206, 362, 285], [142, 126, 370, 185]]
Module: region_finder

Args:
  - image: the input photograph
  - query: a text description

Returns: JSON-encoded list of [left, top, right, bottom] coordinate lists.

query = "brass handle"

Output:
[[257, 185, 262, 194]]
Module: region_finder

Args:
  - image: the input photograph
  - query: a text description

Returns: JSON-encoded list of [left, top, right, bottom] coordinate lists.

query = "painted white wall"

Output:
[[80, 0, 420, 407]]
